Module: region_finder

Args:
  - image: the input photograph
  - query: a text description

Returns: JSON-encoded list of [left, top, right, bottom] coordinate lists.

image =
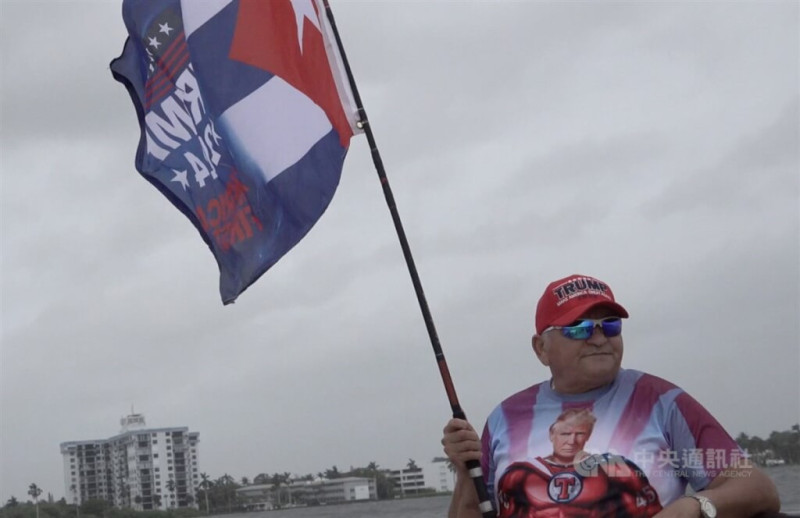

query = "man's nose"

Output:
[[586, 324, 608, 346]]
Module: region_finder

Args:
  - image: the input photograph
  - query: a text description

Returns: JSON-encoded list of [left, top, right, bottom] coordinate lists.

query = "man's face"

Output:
[[549, 417, 593, 463], [534, 306, 623, 394]]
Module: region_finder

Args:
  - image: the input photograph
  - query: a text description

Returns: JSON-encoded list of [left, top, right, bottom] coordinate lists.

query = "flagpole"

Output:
[[321, 2, 495, 516]]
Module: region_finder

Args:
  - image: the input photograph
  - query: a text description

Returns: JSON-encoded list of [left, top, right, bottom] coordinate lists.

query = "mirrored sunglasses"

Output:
[[544, 317, 622, 340]]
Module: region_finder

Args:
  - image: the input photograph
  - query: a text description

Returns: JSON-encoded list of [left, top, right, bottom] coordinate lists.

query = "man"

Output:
[[442, 274, 780, 518]]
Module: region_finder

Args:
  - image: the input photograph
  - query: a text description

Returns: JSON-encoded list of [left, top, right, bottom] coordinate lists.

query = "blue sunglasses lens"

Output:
[[560, 318, 622, 340], [601, 318, 622, 337], [561, 321, 594, 340]]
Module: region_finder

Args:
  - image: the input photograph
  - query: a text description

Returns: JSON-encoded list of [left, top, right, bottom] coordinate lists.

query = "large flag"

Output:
[[111, 0, 361, 304]]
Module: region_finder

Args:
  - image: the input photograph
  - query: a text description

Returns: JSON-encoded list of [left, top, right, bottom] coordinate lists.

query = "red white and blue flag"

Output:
[[111, 0, 361, 303]]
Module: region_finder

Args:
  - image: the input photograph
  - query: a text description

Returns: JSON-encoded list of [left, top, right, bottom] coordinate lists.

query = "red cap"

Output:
[[535, 274, 629, 334]]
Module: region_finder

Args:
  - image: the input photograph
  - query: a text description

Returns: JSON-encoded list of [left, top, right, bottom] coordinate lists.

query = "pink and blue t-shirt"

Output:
[[481, 369, 742, 511]]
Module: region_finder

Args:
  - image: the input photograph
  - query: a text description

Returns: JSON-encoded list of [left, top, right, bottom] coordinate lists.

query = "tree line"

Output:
[[735, 424, 800, 465]]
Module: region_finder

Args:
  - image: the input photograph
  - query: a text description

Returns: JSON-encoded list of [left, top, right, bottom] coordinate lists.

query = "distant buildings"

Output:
[[236, 476, 376, 508], [59, 414, 200, 511], [389, 466, 425, 496], [390, 459, 455, 495], [236, 460, 454, 509]]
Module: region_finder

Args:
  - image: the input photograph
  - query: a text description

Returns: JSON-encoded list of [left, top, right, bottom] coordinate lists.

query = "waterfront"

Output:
[[769, 464, 800, 514], [227, 465, 799, 517]]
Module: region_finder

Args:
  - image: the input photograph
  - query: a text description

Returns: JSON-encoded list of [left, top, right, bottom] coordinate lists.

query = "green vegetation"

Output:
[[736, 424, 800, 465]]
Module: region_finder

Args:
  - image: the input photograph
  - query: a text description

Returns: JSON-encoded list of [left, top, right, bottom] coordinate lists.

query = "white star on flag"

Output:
[[171, 169, 190, 190], [158, 22, 173, 35], [289, 0, 320, 55], [148, 36, 161, 49]]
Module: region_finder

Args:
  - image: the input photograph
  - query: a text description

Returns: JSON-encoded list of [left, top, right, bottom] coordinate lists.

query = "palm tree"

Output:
[[199, 473, 211, 513], [282, 472, 293, 505], [270, 473, 282, 508], [324, 466, 340, 480], [28, 484, 43, 518], [217, 473, 235, 512], [68, 484, 80, 518], [166, 479, 176, 509]]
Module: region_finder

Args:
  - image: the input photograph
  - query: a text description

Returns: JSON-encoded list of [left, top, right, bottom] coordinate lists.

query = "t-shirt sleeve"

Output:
[[666, 389, 743, 491]]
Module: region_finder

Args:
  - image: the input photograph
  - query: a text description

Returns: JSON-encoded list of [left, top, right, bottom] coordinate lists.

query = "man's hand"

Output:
[[442, 418, 482, 472], [442, 418, 485, 518]]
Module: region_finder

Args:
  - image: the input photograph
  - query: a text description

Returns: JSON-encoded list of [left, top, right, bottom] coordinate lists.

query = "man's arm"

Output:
[[442, 418, 486, 518], [448, 468, 482, 518], [654, 462, 780, 518]]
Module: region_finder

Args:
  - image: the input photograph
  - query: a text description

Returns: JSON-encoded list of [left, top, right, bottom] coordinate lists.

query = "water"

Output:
[[767, 464, 800, 514], [222, 496, 451, 518], [226, 465, 798, 517]]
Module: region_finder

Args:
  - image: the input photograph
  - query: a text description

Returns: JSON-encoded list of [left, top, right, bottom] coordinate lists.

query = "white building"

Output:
[[236, 476, 376, 507], [389, 466, 425, 496], [423, 459, 456, 493], [60, 414, 200, 511], [390, 459, 455, 495]]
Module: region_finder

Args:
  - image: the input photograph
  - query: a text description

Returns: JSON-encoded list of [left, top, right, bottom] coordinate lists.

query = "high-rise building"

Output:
[[60, 414, 200, 511]]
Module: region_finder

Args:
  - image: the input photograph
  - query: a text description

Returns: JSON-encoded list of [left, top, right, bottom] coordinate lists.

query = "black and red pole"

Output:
[[321, 2, 495, 516]]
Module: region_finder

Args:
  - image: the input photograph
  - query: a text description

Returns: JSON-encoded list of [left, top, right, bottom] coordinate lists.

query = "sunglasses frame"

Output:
[[543, 317, 623, 340]]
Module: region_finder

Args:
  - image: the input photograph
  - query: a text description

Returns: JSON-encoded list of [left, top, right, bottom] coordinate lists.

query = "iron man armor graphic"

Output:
[[496, 454, 663, 518]]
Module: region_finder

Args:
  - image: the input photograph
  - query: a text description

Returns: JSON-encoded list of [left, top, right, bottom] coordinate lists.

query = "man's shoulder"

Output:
[[486, 382, 546, 422], [500, 381, 546, 407], [618, 368, 682, 396]]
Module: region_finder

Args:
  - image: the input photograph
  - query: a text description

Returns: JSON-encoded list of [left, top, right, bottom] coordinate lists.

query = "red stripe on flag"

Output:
[[145, 37, 188, 94], [145, 52, 190, 110], [229, 0, 353, 148]]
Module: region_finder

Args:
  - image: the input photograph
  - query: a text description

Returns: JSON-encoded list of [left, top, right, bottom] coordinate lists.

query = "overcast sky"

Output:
[[1, 0, 798, 504]]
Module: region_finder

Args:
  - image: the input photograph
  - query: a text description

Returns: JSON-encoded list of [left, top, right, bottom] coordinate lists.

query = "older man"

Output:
[[442, 274, 780, 518]]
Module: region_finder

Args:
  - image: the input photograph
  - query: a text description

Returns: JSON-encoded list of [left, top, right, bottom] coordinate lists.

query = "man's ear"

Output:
[[533, 334, 549, 366]]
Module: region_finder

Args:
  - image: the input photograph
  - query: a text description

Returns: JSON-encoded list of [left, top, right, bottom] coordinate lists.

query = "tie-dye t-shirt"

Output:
[[481, 369, 742, 516]]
